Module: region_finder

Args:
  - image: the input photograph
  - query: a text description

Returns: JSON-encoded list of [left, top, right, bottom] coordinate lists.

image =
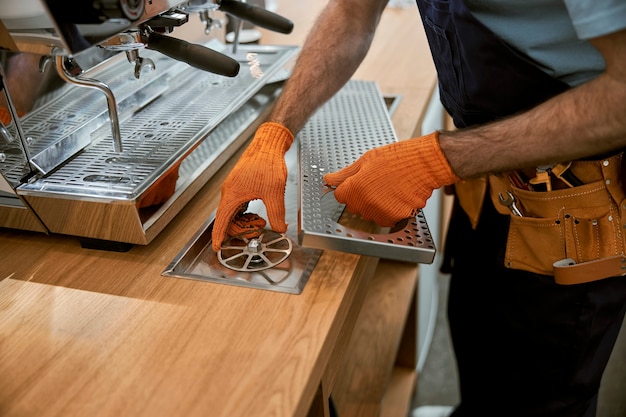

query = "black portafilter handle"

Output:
[[218, 0, 294, 34], [146, 31, 240, 77]]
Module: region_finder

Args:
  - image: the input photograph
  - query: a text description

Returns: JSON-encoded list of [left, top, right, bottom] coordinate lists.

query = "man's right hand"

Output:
[[323, 132, 459, 227], [211, 122, 294, 252]]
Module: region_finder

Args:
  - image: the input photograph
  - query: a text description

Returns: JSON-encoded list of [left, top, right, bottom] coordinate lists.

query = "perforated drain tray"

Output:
[[164, 80, 435, 294], [298, 80, 436, 264]]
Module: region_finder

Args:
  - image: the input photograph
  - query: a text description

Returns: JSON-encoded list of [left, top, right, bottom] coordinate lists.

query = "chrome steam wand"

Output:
[[55, 56, 123, 153]]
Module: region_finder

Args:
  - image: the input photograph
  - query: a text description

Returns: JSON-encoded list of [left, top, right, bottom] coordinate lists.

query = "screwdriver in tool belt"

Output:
[[529, 166, 553, 191], [550, 162, 584, 187], [530, 162, 583, 190]]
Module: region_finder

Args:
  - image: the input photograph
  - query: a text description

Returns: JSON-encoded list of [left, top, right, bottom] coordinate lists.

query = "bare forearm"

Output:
[[441, 30, 626, 178], [268, 0, 388, 134], [441, 78, 626, 177]]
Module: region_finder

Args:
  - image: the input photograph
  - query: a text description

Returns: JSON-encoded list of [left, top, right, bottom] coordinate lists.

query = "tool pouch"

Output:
[[489, 152, 626, 283]]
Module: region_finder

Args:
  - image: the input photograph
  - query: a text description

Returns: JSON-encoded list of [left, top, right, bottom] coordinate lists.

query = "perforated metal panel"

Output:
[[16, 42, 297, 201], [298, 81, 436, 264]]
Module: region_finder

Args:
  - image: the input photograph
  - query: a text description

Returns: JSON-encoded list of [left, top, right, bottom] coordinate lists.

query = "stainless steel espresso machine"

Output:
[[0, 0, 297, 249]]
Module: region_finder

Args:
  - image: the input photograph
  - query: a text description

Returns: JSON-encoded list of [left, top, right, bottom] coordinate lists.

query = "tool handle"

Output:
[[147, 32, 240, 77], [552, 162, 584, 187], [218, 0, 294, 34]]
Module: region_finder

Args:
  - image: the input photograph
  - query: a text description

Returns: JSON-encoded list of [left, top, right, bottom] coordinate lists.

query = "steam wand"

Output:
[[55, 56, 123, 153]]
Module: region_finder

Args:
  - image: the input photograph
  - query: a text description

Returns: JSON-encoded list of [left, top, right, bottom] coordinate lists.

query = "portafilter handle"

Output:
[[144, 30, 240, 77], [217, 0, 293, 34]]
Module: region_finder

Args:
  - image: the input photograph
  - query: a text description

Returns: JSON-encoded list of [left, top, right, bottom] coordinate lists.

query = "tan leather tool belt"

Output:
[[456, 152, 626, 284]]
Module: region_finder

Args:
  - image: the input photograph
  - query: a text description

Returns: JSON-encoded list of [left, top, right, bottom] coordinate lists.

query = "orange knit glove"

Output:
[[212, 122, 294, 251], [323, 132, 459, 227]]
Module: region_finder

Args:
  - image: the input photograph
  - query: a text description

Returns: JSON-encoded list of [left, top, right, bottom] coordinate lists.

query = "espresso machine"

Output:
[[0, 0, 298, 249]]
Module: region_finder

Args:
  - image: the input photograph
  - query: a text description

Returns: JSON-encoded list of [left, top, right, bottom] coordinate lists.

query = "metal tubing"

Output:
[[55, 56, 123, 152]]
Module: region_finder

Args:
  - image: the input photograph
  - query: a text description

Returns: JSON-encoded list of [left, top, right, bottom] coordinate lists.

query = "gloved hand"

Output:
[[212, 122, 294, 251], [323, 132, 459, 226]]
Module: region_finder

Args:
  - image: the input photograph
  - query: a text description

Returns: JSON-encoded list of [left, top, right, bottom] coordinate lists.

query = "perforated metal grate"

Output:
[[16, 43, 297, 200], [298, 80, 436, 264]]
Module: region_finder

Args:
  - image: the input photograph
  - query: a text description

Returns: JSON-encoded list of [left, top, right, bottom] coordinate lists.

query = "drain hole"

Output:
[[83, 175, 131, 184]]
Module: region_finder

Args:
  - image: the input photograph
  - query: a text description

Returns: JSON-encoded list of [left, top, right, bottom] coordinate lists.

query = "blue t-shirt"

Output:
[[464, 0, 626, 86]]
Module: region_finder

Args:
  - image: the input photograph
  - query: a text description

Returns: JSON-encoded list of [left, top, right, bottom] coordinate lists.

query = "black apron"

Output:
[[416, 0, 569, 128], [414, 1, 626, 416]]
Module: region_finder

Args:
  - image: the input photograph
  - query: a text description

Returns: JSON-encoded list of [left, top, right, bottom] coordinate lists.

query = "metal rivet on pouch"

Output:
[[606, 179, 611, 185], [603, 160, 610, 166], [592, 219, 598, 225], [608, 215, 613, 221]]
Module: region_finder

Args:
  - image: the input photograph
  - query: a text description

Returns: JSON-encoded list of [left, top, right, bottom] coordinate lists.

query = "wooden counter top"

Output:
[[0, 2, 436, 417]]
